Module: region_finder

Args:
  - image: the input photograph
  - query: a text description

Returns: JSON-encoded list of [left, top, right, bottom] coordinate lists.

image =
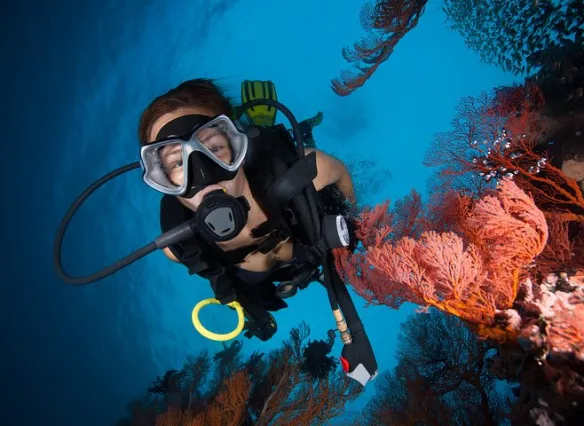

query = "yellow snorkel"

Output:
[[191, 298, 246, 341], [239, 80, 278, 127]]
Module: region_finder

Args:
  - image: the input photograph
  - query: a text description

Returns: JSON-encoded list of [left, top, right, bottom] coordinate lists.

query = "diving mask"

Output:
[[140, 114, 248, 197]]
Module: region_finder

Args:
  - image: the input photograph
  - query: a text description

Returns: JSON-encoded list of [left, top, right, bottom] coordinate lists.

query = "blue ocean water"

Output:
[[1, 0, 522, 424]]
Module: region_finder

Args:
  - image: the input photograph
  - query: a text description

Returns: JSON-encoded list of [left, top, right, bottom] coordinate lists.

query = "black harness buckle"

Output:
[[256, 229, 289, 254]]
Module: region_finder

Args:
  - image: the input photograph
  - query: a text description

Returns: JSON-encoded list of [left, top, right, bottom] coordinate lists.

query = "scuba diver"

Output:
[[53, 78, 378, 387], [138, 78, 356, 342]]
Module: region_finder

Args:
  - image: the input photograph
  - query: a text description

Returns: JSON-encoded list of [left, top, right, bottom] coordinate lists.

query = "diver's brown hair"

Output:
[[138, 78, 234, 145]]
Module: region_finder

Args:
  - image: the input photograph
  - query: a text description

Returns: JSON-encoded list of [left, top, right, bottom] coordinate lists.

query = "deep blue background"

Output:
[[2, 0, 520, 424]]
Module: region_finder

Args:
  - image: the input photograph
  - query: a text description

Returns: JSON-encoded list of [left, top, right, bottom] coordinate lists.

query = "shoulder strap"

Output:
[[243, 125, 300, 252]]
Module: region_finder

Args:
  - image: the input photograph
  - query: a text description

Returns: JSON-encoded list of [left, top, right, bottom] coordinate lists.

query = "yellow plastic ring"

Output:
[[191, 298, 245, 341]]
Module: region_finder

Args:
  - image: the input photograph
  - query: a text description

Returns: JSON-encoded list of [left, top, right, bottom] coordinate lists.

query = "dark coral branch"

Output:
[[332, 0, 428, 96]]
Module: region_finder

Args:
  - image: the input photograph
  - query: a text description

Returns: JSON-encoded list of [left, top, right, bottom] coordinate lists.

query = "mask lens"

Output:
[[142, 141, 186, 192], [195, 121, 235, 167], [157, 143, 185, 187], [141, 115, 247, 196]]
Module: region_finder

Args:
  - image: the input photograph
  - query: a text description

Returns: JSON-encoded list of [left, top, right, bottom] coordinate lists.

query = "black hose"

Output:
[[53, 162, 197, 285], [322, 256, 340, 311], [237, 98, 306, 157], [55, 242, 158, 286]]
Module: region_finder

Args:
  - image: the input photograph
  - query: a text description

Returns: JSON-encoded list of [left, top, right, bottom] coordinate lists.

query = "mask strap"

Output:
[[155, 114, 213, 141]]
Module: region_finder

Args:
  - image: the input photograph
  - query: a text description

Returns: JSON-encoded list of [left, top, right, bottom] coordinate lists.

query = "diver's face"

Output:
[[194, 125, 234, 166], [155, 127, 234, 188], [148, 107, 245, 211]]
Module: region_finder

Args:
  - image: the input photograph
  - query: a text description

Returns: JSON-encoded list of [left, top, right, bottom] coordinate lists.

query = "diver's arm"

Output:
[[162, 247, 180, 263], [306, 148, 356, 204], [336, 169, 356, 204]]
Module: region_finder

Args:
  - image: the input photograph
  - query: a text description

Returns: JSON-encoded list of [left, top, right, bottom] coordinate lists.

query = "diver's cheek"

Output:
[[171, 174, 185, 187], [179, 197, 198, 212]]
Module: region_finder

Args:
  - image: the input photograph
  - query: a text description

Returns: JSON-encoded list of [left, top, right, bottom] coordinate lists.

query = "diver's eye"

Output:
[[210, 146, 223, 154], [172, 160, 183, 169], [200, 129, 222, 143]]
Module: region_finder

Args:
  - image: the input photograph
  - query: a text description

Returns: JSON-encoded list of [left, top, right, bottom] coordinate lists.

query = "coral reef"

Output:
[[116, 323, 361, 426], [335, 178, 548, 341], [423, 79, 584, 280], [427, 82, 584, 221], [330, 3, 584, 423], [489, 272, 584, 425], [336, 88, 584, 418], [363, 310, 508, 426], [335, 180, 584, 424]]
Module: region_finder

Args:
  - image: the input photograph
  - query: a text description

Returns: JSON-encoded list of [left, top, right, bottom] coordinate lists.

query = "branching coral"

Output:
[[153, 371, 251, 426], [336, 177, 583, 422], [190, 371, 251, 426], [251, 323, 361, 426], [425, 81, 584, 223], [425, 83, 581, 212], [364, 310, 508, 426], [118, 324, 361, 426], [331, 0, 428, 96], [413, 48, 584, 424], [335, 179, 548, 341], [424, 81, 584, 283]]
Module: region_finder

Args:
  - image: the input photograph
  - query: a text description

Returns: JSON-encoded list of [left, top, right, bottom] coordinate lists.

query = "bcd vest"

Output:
[[159, 125, 344, 290]]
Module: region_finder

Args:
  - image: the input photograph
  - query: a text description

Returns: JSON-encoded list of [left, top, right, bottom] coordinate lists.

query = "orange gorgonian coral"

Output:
[[425, 83, 584, 222], [335, 179, 548, 341]]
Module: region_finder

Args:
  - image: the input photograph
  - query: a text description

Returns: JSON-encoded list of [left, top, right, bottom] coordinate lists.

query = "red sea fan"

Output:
[[335, 179, 548, 341], [331, 0, 428, 96], [425, 82, 584, 223]]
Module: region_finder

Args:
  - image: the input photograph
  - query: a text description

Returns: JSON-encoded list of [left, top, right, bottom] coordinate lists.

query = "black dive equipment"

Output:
[[52, 98, 378, 387], [195, 189, 250, 242]]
